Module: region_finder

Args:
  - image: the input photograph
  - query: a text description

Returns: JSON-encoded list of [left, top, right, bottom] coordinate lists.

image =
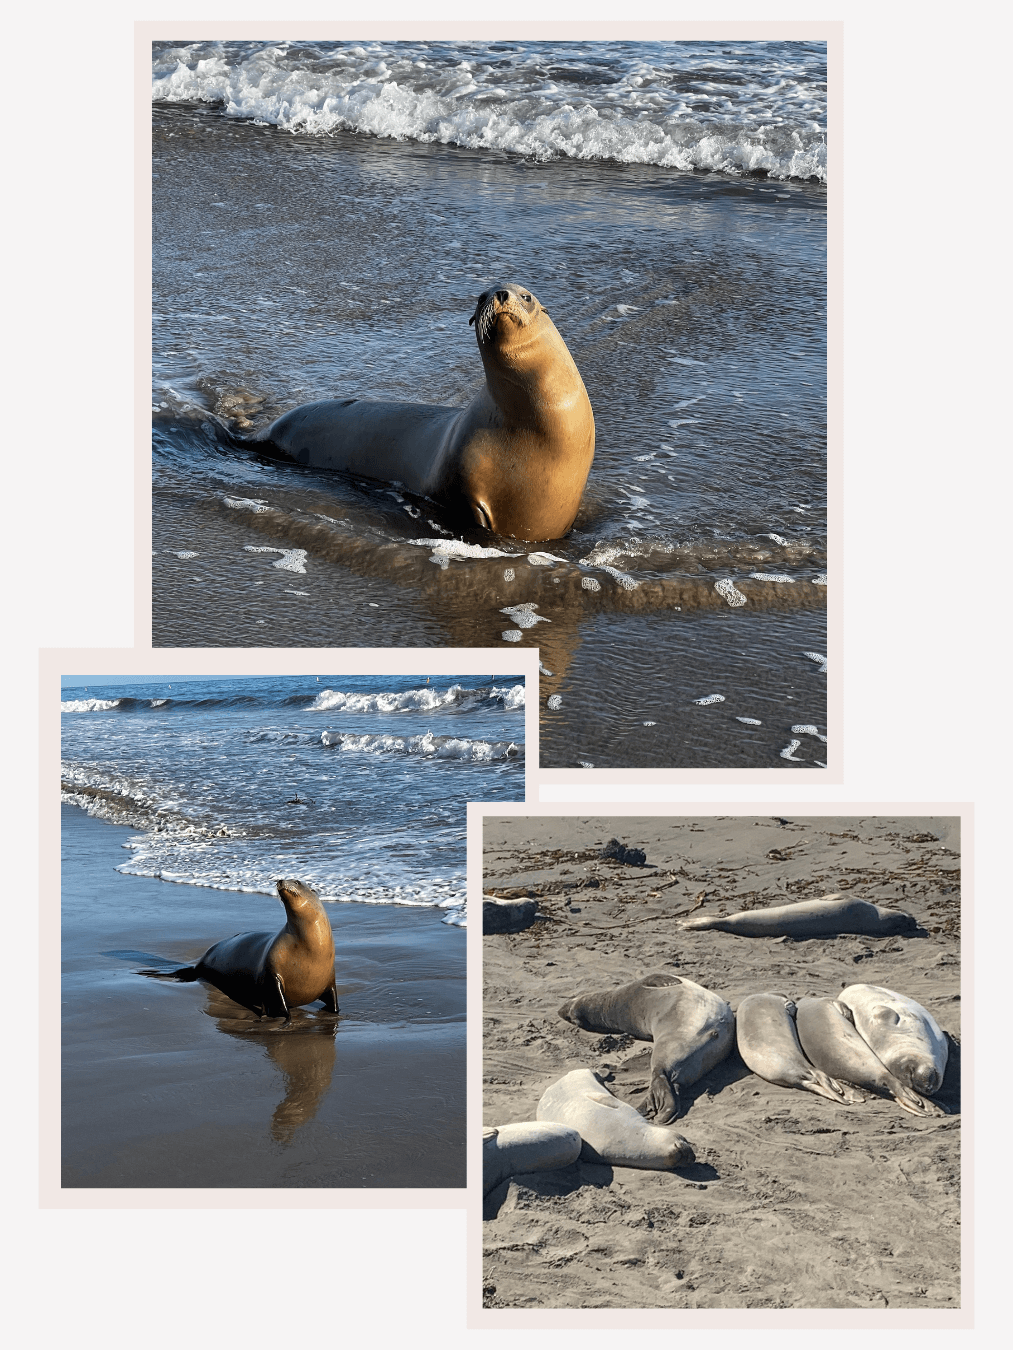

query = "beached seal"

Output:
[[253, 282, 595, 542], [556, 973, 734, 1124], [536, 1069, 694, 1170], [140, 879, 338, 1021], [794, 997, 945, 1117], [682, 893, 917, 939], [838, 984, 949, 1096], [482, 1122, 583, 1195], [735, 992, 866, 1104], [483, 897, 539, 934]]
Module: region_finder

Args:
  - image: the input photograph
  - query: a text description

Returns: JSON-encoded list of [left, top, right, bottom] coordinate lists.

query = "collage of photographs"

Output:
[[16, 9, 1000, 1348]]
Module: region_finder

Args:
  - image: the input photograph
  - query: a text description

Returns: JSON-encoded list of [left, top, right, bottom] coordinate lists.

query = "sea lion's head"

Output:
[[469, 282, 546, 350], [893, 1052, 944, 1098], [277, 878, 323, 910], [879, 907, 919, 935]]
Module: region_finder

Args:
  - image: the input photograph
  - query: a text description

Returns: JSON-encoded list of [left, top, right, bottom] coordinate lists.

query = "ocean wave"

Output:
[[151, 40, 827, 182], [308, 682, 524, 713], [320, 730, 522, 761], [61, 698, 122, 713]]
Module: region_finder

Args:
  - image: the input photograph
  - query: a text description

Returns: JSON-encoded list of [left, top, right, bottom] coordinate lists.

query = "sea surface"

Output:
[[61, 672, 526, 924], [150, 40, 827, 769]]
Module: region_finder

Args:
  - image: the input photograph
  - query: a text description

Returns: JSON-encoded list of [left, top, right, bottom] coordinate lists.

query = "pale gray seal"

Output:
[[254, 283, 595, 542], [794, 997, 946, 1117], [536, 1068, 694, 1170], [140, 879, 338, 1021], [735, 992, 866, 1104], [482, 1122, 582, 1195], [838, 984, 949, 1097], [556, 973, 735, 1123], [682, 893, 917, 939]]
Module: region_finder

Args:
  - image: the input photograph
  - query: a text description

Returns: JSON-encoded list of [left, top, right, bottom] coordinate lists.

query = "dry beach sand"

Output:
[[482, 814, 961, 1309]]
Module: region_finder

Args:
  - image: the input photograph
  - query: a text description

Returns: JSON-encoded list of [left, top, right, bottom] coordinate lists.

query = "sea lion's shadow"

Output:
[[483, 1155, 718, 1221], [936, 1032, 961, 1115]]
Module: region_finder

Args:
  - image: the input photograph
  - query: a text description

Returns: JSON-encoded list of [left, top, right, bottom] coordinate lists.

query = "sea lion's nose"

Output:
[[496, 290, 510, 304]]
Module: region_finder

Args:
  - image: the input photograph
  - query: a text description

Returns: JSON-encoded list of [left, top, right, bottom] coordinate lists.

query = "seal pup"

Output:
[[536, 1069, 694, 1170], [140, 879, 338, 1021], [838, 984, 949, 1097], [794, 997, 946, 1117], [735, 992, 865, 1104], [482, 1122, 583, 1195], [253, 283, 595, 542], [682, 894, 918, 939], [556, 973, 734, 1124]]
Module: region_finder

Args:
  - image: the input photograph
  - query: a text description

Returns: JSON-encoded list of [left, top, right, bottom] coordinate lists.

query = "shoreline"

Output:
[[62, 803, 465, 1188]]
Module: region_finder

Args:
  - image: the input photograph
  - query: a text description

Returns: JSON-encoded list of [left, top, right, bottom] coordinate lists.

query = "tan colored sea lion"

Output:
[[253, 282, 595, 542], [536, 1069, 694, 1170], [735, 992, 866, 1104], [557, 973, 734, 1124], [140, 879, 338, 1021]]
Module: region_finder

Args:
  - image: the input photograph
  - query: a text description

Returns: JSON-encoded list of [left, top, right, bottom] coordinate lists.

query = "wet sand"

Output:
[[63, 804, 465, 1188], [482, 814, 961, 1309]]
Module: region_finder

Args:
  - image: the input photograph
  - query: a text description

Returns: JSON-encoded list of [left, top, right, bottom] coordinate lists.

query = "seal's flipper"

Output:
[[138, 966, 200, 981], [645, 1069, 681, 1125], [268, 973, 291, 1022], [320, 983, 339, 1014]]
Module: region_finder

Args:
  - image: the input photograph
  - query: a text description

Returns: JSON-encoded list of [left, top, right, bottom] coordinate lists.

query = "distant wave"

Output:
[[308, 682, 524, 713], [61, 698, 122, 713], [151, 39, 827, 182]]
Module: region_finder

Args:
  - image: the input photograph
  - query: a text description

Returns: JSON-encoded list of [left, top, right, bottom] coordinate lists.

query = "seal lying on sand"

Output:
[[482, 1122, 583, 1195], [536, 1069, 694, 1170], [838, 984, 948, 1096], [794, 997, 946, 1117], [140, 879, 338, 1021], [682, 894, 918, 939], [735, 992, 866, 1104], [253, 283, 595, 542], [557, 973, 734, 1124]]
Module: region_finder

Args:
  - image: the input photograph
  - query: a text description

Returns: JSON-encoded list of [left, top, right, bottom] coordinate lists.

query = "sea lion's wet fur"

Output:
[[557, 973, 734, 1124], [141, 879, 338, 1021], [254, 282, 595, 542]]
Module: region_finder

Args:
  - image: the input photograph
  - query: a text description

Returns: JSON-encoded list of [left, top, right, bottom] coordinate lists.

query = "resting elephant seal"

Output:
[[838, 984, 948, 1097], [735, 992, 865, 1104], [254, 282, 595, 542], [482, 1122, 583, 1195], [557, 973, 734, 1124], [140, 879, 338, 1021], [536, 1069, 694, 1170], [794, 997, 945, 1117], [682, 894, 917, 939]]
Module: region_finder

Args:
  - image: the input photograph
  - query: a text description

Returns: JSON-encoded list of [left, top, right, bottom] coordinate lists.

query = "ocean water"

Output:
[[150, 40, 827, 769], [61, 673, 526, 924]]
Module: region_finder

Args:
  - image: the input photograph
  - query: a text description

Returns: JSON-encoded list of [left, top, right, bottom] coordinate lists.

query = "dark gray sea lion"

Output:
[[682, 893, 917, 939], [556, 973, 734, 1124], [536, 1069, 694, 1170], [838, 984, 948, 1096], [253, 282, 595, 542], [482, 1121, 583, 1195], [140, 879, 338, 1021], [483, 897, 538, 934], [735, 992, 865, 1104], [794, 997, 946, 1117]]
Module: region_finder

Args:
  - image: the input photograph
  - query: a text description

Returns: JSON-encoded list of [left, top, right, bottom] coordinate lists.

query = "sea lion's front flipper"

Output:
[[320, 982, 339, 1014], [267, 973, 291, 1022]]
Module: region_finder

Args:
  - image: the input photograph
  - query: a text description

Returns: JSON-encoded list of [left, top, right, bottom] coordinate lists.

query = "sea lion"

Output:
[[735, 992, 865, 1104], [253, 282, 595, 542], [140, 879, 338, 1021], [536, 1069, 694, 1170], [837, 984, 949, 1096], [794, 997, 946, 1117], [482, 1122, 583, 1195], [483, 897, 539, 934], [682, 893, 918, 939], [556, 973, 735, 1124]]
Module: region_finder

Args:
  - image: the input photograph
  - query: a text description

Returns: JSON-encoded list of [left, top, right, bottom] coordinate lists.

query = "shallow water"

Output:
[[151, 41, 827, 768]]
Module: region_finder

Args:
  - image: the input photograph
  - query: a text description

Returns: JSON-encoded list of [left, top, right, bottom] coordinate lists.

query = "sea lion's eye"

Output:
[[521, 293, 532, 302]]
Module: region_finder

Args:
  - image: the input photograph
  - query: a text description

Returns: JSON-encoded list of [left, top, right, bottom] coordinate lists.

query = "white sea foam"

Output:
[[715, 578, 747, 607], [736, 716, 762, 725], [320, 730, 522, 761], [779, 740, 805, 762], [749, 573, 796, 583], [61, 698, 121, 713], [500, 603, 549, 629], [308, 682, 520, 713], [693, 694, 725, 706], [406, 537, 515, 559], [152, 41, 827, 182], [547, 694, 563, 710], [243, 545, 308, 573]]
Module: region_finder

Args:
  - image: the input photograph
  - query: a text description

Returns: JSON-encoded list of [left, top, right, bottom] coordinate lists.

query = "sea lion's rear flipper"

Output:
[[138, 965, 200, 982]]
